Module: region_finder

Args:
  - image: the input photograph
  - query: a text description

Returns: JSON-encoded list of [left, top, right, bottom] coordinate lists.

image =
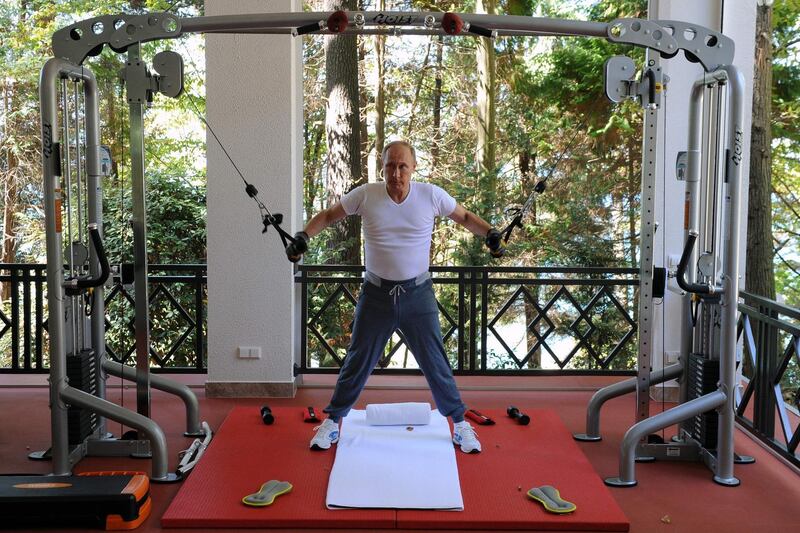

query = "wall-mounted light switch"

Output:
[[238, 346, 262, 359]]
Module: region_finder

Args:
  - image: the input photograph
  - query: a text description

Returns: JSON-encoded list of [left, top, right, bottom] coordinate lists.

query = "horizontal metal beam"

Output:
[[52, 10, 732, 73], [202, 27, 595, 38], [180, 12, 609, 36]]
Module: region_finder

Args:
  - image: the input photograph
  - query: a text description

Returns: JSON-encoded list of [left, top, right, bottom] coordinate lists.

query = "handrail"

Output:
[[0, 263, 207, 373], [296, 265, 639, 375], [735, 293, 800, 470], [740, 290, 800, 322]]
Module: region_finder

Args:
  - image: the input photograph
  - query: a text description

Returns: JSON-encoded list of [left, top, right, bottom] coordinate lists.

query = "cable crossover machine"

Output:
[[28, 6, 747, 497]]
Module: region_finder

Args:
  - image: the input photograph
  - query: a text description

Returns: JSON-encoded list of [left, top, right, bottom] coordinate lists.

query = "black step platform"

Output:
[[0, 471, 151, 530]]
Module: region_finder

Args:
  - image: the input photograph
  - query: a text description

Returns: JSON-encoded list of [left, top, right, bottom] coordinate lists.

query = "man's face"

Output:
[[383, 144, 416, 199]]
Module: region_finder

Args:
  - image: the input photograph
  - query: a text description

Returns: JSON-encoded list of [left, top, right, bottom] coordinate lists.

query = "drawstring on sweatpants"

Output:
[[389, 284, 406, 305]]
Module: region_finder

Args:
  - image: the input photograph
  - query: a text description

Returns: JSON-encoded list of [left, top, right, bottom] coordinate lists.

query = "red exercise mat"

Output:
[[162, 407, 628, 530]]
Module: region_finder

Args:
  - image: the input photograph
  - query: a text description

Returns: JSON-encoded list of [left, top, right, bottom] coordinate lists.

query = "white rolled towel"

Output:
[[365, 402, 432, 426]]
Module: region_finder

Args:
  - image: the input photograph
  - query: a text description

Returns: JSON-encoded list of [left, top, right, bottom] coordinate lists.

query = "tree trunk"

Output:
[[431, 35, 443, 170], [304, 127, 324, 216], [374, 0, 386, 172], [475, 0, 496, 181], [1, 3, 30, 300], [746, 3, 776, 299], [519, 150, 535, 222], [405, 40, 432, 137], [2, 161, 19, 268], [524, 299, 542, 369], [1, 80, 19, 301], [324, 0, 363, 264], [105, 76, 118, 177], [358, 32, 370, 186]]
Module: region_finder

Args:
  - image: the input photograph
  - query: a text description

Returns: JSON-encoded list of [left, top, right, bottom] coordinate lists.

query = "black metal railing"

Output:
[[0, 263, 207, 373], [296, 265, 640, 375], [0, 264, 46, 372], [737, 291, 800, 469]]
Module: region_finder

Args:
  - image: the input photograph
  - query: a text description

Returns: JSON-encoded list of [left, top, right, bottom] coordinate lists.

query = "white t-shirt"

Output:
[[341, 182, 457, 281]]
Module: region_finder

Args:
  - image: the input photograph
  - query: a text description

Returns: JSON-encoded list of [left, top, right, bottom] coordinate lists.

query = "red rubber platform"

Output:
[[162, 407, 629, 530]]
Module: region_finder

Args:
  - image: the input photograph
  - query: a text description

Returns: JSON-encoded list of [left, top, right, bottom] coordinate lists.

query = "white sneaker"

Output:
[[453, 421, 481, 453], [310, 418, 340, 451]]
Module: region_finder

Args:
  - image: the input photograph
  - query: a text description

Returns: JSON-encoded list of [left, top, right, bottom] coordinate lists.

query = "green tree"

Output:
[[771, 0, 800, 306], [301, 0, 646, 370], [0, 0, 207, 370], [747, 0, 777, 300], [323, 0, 364, 265], [0, 0, 207, 266]]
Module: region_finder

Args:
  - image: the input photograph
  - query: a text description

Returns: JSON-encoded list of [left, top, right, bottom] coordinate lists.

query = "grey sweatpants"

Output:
[[323, 272, 467, 422]]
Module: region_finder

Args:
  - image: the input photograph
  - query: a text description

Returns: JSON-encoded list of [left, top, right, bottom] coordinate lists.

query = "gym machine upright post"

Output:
[[37, 53, 210, 482], [575, 60, 753, 486]]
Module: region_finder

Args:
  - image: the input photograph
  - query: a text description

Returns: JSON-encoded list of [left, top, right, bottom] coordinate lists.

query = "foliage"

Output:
[[103, 170, 206, 264], [1, 0, 207, 262], [3, 0, 798, 377], [302, 0, 646, 370], [771, 0, 800, 307], [0, 0, 207, 369]]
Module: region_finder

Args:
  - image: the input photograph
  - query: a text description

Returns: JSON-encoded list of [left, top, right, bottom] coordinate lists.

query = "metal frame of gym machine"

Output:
[[39, 55, 210, 483], [575, 62, 754, 487], [44, 8, 743, 486]]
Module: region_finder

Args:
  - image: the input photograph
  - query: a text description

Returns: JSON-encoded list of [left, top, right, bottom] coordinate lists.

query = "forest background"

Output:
[[0, 0, 798, 373]]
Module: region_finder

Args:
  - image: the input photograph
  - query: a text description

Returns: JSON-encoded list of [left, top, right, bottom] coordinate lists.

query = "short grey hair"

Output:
[[381, 140, 416, 164]]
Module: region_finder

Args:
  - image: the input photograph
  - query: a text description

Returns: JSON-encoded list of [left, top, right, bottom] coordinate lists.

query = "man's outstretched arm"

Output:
[[448, 204, 505, 258], [304, 202, 348, 238], [286, 202, 348, 262]]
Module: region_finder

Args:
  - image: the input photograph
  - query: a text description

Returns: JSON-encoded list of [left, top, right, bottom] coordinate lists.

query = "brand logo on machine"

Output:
[[373, 13, 416, 25], [14, 482, 72, 489], [731, 128, 743, 166], [43, 123, 52, 158]]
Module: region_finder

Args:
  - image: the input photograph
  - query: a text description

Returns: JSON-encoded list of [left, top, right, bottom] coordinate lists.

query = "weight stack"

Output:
[[687, 353, 719, 449], [66, 349, 99, 445]]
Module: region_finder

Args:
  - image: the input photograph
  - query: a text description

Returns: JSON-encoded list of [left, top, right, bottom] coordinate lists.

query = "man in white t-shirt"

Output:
[[286, 140, 504, 454]]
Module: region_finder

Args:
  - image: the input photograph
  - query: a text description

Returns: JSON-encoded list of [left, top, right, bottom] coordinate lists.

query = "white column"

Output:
[[652, 1, 755, 400], [205, 0, 303, 397]]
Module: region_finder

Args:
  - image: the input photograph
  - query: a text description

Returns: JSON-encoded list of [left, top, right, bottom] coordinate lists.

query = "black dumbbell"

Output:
[[507, 405, 530, 425], [261, 405, 275, 425], [303, 406, 320, 423]]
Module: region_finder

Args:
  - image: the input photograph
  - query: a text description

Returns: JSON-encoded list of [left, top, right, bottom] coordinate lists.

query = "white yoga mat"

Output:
[[326, 409, 464, 510]]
